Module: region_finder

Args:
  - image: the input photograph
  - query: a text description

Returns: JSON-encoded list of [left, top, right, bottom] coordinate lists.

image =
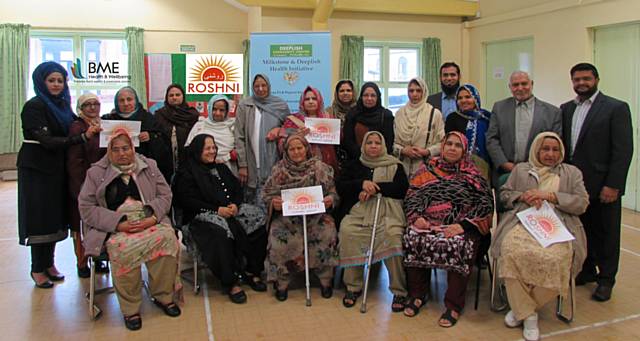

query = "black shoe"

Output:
[[243, 273, 267, 292], [77, 267, 91, 278], [228, 289, 248, 304], [273, 282, 288, 302], [575, 271, 597, 286], [45, 269, 65, 282], [320, 285, 333, 299], [153, 300, 181, 317], [94, 261, 109, 274], [124, 314, 142, 331], [30, 272, 54, 289], [592, 285, 613, 302]]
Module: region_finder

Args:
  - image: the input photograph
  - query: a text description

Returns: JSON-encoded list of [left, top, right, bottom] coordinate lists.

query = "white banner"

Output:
[[185, 54, 243, 95], [281, 185, 326, 217], [99, 120, 141, 148], [305, 117, 341, 145], [516, 201, 575, 248]]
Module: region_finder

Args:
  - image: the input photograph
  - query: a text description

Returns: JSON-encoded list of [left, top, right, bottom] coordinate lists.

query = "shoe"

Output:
[[45, 268, 65, 282], [273, 282, 288, 302], [77, 267, 91, 278], [403, 296, 425, 317], [242, 273, 267, 292], [391, 295, 406, 312], [124, 314, 142, 331], [504, 310, 522, 328], [438, 308, 459, 328], [152, 299, 181, 317], [30, 272, 53, 289], [94, 261, 110, 274], [342, 290, 361, 308], [523, 313, 539, 341], [592, 284, 613, 302], [228, 288, 247, 304], [320, 285, 333, 299], [575, 271, 596, 286]]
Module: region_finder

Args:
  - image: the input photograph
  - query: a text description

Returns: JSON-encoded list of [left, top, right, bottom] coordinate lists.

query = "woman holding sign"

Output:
[[262, 134, 339, 301], [490, 132, 588, 341], [278, 86, 339, 174]]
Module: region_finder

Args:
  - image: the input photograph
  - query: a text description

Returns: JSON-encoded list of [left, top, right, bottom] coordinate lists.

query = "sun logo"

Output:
[[533, 212, 561, 236], [189, 56, 240, 82], [293, 192, 314, 204], [314, 123, 331, 134]]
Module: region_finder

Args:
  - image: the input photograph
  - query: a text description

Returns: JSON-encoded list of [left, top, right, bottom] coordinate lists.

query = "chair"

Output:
[[172, 205, 202, 294], [473, 234, 492, 310], [82, 221, 114, 320]]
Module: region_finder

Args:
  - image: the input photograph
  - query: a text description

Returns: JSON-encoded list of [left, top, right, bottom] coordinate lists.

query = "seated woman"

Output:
[[278, 86, 339, 174], [262, 135, 339, 301], [403, 131, 493, 327], [173, 134, 267, 304], [79, 128, 181, 331], [338, 131, 409, 312], [444, 84, 492, 180], [186, 95, 238, 176], [490, 132, 588, 341]]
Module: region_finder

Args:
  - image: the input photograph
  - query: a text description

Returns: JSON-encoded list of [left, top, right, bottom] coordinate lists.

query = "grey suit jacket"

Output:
[[486, 96, 562, 169], [426, 92, 442, 112]]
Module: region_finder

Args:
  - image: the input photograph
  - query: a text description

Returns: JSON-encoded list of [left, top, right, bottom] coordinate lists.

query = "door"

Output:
[[484, 37, 534, 110]]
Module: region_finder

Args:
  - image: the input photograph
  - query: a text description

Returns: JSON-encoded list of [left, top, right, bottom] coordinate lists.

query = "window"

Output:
[[363, 42, 421, 113], [29, 31, 128, 115]]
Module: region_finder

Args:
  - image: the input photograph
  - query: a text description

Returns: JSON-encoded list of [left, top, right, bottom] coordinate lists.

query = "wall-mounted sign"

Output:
[[185, 54, 244, 95]]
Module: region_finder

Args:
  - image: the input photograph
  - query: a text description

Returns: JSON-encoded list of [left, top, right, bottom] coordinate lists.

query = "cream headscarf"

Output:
[[360, 131, 401, 183], [76, 92, 101, 124], [394, 77, 433, 147], [528, 131, 565, 186]]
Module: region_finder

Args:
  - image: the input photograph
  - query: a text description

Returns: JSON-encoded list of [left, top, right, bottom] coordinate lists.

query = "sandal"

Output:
[[391, 295, 406, 312], [438, 308, 459, 328], [242, 273, 267, 292], [228, 287, 247, 304], [124, 313, 142, 331], [342, 290, 362, 308], [403, 296, 425, 317]]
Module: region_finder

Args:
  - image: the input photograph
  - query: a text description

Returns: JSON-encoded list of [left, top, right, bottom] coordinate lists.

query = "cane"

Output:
[[303, 214, 312, 306], [360, 193, 383, 313]]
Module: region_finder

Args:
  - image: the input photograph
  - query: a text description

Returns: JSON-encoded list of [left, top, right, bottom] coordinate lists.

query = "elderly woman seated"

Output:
[[490, 132, 588, 341], [79, 128, 181, 331], [403, 131, 494, 327], [262, 135, 339, 301], [337, 131, 409, 312], [173, 134, 267, 304]]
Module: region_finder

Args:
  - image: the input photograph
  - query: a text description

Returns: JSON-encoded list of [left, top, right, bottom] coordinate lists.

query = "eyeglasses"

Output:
[[82, 102, 101, 108]]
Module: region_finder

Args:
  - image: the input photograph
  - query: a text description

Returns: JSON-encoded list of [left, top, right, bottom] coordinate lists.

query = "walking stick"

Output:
[[360, 193, 383, 313], [303, 214, 312, 306]]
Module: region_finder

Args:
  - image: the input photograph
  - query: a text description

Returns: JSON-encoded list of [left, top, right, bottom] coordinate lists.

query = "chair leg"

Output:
[[86, 256, 102, 320], [557, 277, 575, 323], [193, 256, 200, 295], [490, 257, 508, 312], [474, 258, 482, 310]]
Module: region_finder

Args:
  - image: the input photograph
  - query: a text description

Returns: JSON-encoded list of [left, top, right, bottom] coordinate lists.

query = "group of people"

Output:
[[17, 59, 632, 340]]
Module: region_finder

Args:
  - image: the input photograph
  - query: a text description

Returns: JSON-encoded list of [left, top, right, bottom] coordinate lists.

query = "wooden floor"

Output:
[[1, 180, 639, 340]]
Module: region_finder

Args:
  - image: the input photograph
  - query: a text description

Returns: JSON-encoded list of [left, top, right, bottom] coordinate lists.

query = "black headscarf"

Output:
[[348, 82, 392, 127], [187, 133, 217, 170], [157, 83, 200, 128]]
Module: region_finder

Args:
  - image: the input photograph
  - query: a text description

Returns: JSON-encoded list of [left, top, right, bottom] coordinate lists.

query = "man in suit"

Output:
[[486, 70, 562, 188], [427, 62, 460, 120], [562, 62, 633, 302]]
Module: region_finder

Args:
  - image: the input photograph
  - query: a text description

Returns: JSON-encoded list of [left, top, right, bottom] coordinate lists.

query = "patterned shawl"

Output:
[[327, 79, 357, 125], [453, 84, 492, 164]]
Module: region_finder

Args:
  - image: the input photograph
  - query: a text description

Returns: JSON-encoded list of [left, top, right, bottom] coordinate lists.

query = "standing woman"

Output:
[[342, 82, 394, 160], [154, 83, 200, 173], [18, 61, 100, 288], [393, 77, 445, 178], [326, 79, 357, 130], [444, 84, 492, 180], [235, 74, 290, 205], [278, 86, 339, 173], [103, 86, 173, 182], [67, 93, 106, 277]]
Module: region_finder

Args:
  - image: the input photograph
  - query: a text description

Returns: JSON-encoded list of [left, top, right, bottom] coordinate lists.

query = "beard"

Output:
[[574, 85, 598, 99], [441, 81, 460, 96]]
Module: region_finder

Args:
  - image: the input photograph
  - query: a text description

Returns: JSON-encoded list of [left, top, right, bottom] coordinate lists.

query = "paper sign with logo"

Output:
[[281, 185, 326, 217], [185, 54, 243, 95], [305, 117, 340, 145], [516, 201, 575, 248], [99, 120, 142, 148]]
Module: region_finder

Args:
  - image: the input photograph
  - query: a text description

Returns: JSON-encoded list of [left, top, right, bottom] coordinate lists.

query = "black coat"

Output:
[[561, 92, 633, 198], [342, 109, 395, 160], [426, 92, 443, 112]]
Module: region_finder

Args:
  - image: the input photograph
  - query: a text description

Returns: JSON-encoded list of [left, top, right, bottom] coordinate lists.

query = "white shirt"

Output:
[[252, 107, 262, 169], [570, 90, 599, 157]]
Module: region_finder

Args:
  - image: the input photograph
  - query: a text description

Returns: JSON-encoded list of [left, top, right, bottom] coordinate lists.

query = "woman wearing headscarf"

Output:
[[102, 86, 173, 182], [326, 79, 357, 169], [173, 134, 267, 304], [393, 77, 445, 178], [79, 128, 181, 331], [18, 61, 101, 288], [491, 132, 588, 341], [262, 135, 339, 301], [67, 93, 106, 277], [235, 74, 290, 206], [445, 84, 492, 180], [342, 82, 394, 160], [186, 95, 238, 175], [337, 131, 409, 311], [154, 83, 200, 173], [278, 86, 339, 174], [403, 131, 493, 327]]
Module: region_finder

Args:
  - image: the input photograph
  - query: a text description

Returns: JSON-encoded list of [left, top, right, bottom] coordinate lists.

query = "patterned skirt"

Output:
[[403, 228, 478, 276]]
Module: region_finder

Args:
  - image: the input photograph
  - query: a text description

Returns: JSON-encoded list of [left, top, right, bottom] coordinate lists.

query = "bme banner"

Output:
[[250, 32, 332, 112]]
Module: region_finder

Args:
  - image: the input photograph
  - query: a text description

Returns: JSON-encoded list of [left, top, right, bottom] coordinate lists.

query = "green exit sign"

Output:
[[180, 44, 196, 53]]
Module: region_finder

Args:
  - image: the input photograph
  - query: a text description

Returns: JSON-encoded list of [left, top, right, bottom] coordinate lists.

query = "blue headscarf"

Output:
[[455, 84, 491, 163], [113, 86, 143, 119], [32, 61, 76, 134]]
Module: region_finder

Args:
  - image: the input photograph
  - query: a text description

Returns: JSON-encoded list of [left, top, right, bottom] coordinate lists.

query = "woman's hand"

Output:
[[117, 216, 157, 233], [417, 147, 430, 158], [85, 124, 102, 139], [228, 204, 239, 216], [266, 127, 280, 141], [272, 197, 283, 211], [443, 223, 464, 238], [362, 180, 380, 195], [238, 167, 248, 185], [358, 191, 371, 202], [218, 206, 233, 218], [413, 217, 429, 230], [139, 131, 150, 142], [402, 146, 421, 159], [297, 127, 311, 137], [323, 196, 334, 209], [520, 189, 550, 209]]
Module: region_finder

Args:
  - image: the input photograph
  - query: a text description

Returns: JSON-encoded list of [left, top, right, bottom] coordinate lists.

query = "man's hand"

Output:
[[600, 186, 619, 204]]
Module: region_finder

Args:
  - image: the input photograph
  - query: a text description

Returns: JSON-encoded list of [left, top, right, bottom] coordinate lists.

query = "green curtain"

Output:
[[422, 37, 441, 96], [339, 35, 364, 92], [0, 23, 30, 154], [242, 39, 250, 97], [125, 27, 147, 106]]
